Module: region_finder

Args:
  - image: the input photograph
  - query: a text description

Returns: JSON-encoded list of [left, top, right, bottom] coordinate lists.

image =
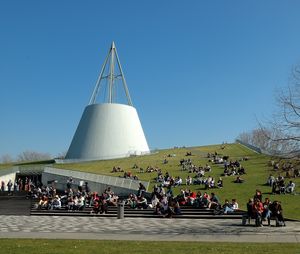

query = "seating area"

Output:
[[2, 148, 294, 226], [242, 213, 285, 227], [30, 202, 245, 219]]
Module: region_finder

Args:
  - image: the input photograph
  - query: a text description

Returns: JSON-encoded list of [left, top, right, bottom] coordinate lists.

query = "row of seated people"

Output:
[[193, 176, 224, 188], [243, 189, 285, 227], [35, 185, 119, 213], [156, 170, 194, 185], [122, 171, 139, 180], [211, 155, 248, 165], [168, 157, 212, 174], [187, 164, 211, 174], [270, 161, 300, 177], [156, 172, 224, 189], [38, 193, 85, 211], [131, 165, 161, 173], [152, 185, 239, 213], [111, 166, 124, 173], [266, 174, 296, 194], [180, 158, 193, 166], [207, 152, 229, 164], [119, 164, 170, 174], [222, 165, 246, 176], [90, 186, 241, 219], [224, 160, 241, 169]]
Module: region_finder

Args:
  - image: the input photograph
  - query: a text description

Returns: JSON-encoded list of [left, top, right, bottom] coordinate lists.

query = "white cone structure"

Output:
[[65, 42, 150, 161]]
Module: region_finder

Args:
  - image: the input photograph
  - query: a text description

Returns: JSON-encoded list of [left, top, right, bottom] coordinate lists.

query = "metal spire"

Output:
[[89, 42, 133, 106]]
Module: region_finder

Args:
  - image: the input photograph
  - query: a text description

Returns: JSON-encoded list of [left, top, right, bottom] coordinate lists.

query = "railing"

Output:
[[56, 151, 152, 163], [235, 140, 262, 154], [44, 167, 150, 191]]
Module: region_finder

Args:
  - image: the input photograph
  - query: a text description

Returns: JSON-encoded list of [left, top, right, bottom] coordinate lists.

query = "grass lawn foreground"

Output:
[[0, 240, 298, 254]]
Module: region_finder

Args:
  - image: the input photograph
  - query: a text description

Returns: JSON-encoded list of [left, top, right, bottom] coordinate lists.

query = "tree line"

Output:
[[0, 151, 66, 164], [238, 66, 300, 159]]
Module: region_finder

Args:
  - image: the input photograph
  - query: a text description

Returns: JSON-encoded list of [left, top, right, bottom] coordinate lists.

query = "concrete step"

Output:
[[0, 197, 31, 215], [0, 191, 28, 197], [29, 211, 242, 219]]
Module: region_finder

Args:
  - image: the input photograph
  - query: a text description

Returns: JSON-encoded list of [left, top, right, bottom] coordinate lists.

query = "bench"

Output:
[[242, 213, 285, 227]]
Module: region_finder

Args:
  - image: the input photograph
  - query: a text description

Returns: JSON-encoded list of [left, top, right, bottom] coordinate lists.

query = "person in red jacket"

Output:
[[252, 198, 264, 226]]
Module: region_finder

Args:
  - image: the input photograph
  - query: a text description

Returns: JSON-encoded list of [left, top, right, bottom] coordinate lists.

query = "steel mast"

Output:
[[89, 41, 133, 106]]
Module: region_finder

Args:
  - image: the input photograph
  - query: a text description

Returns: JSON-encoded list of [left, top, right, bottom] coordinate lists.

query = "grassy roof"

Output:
[[53, 143, 300, 220]]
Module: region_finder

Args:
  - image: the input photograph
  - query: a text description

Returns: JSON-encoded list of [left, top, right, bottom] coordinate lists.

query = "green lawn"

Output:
[[1, 143, 300, 220], [54, 143, 300, 220], [0, 240, 298, 254], [0, 163, 12, 170]]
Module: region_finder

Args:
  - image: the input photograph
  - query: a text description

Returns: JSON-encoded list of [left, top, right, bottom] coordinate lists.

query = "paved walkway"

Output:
[[0, 216, 299, 242]]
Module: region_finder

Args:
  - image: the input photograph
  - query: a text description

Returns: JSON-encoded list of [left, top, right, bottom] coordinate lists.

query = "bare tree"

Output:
[[17, 151, 51, 162], [251, 128, 272, 151], [56, 151, 67, 159], [260, 66, 300, 158], [0, 154, 14, 164], [237, 128, 277, 153], [237, 132, 252, 144]]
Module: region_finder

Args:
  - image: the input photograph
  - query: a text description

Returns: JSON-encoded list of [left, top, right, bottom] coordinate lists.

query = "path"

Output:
[[0, 216, 299, 242]]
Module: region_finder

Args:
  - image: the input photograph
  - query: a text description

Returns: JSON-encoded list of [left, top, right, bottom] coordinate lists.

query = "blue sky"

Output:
[[1, 0, 300, 159]]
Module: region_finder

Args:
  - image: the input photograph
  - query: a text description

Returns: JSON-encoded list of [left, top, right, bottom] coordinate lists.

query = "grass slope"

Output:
[[54, 143, 300, 220], [0, 163, 13, 170]]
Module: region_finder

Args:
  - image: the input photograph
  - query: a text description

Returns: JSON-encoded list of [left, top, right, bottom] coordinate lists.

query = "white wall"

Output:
[[0, 173, 16, 191]]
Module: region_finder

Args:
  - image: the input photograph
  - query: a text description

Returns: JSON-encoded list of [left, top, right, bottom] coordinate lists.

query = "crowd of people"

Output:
[[244, 189, 286, 227], [34, 180, 122, 215], [266, 174, 296, 194], [144, 184, 240, 218], [0, 176, 37, 195], [25, 178, 287, 226], [25, 175, 241, 220], [1, 149, 297, 226]]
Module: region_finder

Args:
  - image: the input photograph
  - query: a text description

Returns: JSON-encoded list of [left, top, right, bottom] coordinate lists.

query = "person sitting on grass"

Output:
[[234, 176, 244, 183], [186, 175, 192, 185], [286, 180, 296, 194], [253, 189, 263, 202], [217, 177, 223, 188], [267, 174, 276, 187], [174, 176, 182, 187], [238, 166, 246, 175]]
